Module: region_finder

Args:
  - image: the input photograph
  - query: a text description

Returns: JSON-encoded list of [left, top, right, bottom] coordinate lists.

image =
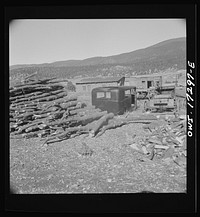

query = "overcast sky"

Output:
[[9, 19, 186, 66]]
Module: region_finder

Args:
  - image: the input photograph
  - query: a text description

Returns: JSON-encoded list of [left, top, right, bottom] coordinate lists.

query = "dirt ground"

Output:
[[9, 106, 186, 194]]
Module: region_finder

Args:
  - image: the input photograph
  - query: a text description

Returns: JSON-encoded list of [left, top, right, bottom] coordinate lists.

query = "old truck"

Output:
[[91, 86, 137, 115], [143, 84, 178, 112]]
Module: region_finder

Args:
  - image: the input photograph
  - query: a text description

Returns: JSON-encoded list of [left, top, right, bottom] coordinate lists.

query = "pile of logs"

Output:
[[10, 75, 161, 145], [10, 76, 111, 144], [126, 115, 187, 167], [10, 75, 185, 152]]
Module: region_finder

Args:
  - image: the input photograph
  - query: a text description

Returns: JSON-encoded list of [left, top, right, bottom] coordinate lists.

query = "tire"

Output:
[[144, 101, 149, 112]]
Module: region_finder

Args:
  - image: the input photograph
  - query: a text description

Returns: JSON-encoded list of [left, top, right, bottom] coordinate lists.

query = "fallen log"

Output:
[[12, 92, 52, 103], [43, 124, 93, 144], [48, 110, 66, 121], [33, 113, 51, 120], [38, 129, 53, 138], [96, 119, 127, 138], [75, 111, 108, 126], [59, 101, 78, 110], [10, 80, 64, 92], [12, 92, 68, 107], [25, 124, 41, 133], [61, 110, 69, 120], [10, 84, 50, 93], [40, 95, 78, 107], [10, 91, 44, 101], [45, 79, 69, 84], [17, 120, 45, 133], [95, 118, 155, 138], [35, 92, 68, 102], [89, 113, 114, 137], [45, 111, 107, 128], [50, 89, 65, 95], [68, 107, 101, 116]]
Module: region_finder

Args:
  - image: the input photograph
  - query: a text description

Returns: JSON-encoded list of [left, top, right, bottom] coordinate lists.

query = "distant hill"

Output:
[[10, 37, 186, 80]]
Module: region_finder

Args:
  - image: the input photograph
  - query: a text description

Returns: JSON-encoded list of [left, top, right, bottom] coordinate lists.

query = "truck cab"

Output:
[[144, 84, 177, 112], [91, 86, 137, 115]]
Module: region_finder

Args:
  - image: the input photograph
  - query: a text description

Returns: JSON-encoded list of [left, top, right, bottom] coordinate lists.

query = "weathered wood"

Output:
[[50, 89, 65, 95], [10, 91, 44, 101], [59, 101, 78, 110], [12, 92, 52, 103], [43, 124, 93, 144], [17, 120, 45, 133], [44, 111, 107, 128], [68, 107, 101, 116], [39, 95, 78, 107], [10, 77, 117, 140], [95, 120, 126, 138], [12, 92, 68, 107], [89, 113, 115, 137], [33, 113, 51, 120], [45, 79, 69, 84], [95, 117, 155, 138]]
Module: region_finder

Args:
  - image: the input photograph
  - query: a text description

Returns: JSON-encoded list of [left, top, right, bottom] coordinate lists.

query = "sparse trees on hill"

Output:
[[66, 81, 76, 92]]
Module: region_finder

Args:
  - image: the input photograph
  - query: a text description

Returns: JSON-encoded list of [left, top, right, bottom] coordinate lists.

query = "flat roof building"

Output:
[[76, 76, 125, 94], [125, 75, 162, 90]]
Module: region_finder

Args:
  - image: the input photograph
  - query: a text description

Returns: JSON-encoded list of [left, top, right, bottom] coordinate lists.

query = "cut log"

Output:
[[17, 120, 45, 133], [89, 113, 114, 137], [96, 119, 126, 138], [40, 95, 78, 107], [43, 124, 93, 144], [59, 101, 78, 110]]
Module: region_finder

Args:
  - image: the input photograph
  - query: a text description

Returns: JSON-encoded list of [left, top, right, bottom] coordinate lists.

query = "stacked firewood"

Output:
[[9, 76, 112, 144]]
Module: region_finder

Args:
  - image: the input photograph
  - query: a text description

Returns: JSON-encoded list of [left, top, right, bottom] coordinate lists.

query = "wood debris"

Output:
[[126, 115, 187, 167]]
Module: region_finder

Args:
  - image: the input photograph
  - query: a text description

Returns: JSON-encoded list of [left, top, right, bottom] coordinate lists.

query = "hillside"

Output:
[[10, 37, 186, 80]]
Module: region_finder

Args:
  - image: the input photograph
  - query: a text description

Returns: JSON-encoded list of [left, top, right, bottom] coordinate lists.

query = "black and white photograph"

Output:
[[5, 4, 197, 213]]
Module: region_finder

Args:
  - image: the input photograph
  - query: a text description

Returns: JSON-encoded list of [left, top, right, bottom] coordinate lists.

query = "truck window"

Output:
[[96, 92, 105, 98], [105, 92, 111, 99], [125, 90, 131, 96], [130, 89, 135, 94]]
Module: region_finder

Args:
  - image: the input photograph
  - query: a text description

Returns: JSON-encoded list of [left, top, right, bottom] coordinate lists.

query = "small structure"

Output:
[[76, 76, 125, 94], [92, 86, 137, 115], [125, 74, 162, 89]]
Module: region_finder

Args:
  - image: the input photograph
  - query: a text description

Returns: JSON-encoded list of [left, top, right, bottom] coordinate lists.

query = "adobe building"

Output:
[[125, 74, 162, 89], [76, 76, 125, 94]]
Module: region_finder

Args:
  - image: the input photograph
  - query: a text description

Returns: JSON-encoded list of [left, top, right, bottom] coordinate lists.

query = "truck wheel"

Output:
[[174, 99, 179, 112], [144, 101, 149, 112]]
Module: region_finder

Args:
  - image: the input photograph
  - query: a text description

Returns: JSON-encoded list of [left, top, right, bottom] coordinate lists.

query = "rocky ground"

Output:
[[10, 116, 186, 194]]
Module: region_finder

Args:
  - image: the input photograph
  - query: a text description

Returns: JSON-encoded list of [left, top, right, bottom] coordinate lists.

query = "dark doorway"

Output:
[[147, 81, 153, 88]]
